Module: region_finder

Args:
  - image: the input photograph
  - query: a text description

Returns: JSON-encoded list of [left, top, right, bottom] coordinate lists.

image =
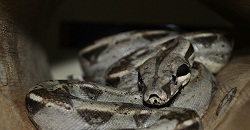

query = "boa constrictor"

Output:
[[25, 30, 233, 130]]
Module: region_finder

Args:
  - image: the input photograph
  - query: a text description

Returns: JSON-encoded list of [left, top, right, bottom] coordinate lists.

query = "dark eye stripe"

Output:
[[184, 44, 194, 61], [162, 83, 171, 97], [138, 72, 146, 91], [171, 75, 177, 84], [138, 72, 143, 84], [176, 64, 190, 77]]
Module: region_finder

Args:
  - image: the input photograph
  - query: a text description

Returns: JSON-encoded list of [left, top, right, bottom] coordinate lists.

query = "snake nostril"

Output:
[[149, 94, 160, 104]]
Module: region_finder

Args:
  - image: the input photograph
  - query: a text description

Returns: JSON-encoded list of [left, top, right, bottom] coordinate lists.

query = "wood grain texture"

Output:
[[0, 0, 63, 130], [0, 33, 51, 130], [202, 54, 250, 130]]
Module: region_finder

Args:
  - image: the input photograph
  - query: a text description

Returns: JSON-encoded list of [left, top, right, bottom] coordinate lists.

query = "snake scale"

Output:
[[25, 30, 233, 130]]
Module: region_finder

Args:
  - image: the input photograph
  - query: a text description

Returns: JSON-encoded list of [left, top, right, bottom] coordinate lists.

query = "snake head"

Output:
[[138, 38, 193, 106]]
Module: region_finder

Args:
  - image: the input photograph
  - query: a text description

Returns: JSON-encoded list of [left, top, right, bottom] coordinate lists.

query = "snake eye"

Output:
[[176, 64, 190, 77]]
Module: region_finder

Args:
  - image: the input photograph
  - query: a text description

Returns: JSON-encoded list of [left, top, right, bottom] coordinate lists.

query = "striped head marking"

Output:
[[138, 38, 194, 106]]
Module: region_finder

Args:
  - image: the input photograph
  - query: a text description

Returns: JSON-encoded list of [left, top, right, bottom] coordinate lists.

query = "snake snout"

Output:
[[149, 94, 162, 105], [144, 90, 168, 106]]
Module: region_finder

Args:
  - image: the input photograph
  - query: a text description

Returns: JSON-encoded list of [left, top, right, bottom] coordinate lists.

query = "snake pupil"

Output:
[[176, 64, 190, 77]]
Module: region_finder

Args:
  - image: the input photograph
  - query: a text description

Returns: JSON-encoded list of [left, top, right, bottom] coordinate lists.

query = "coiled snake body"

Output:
[[25, 30, 233, 130]]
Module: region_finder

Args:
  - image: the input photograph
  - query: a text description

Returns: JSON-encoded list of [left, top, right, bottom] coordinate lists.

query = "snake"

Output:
[[25, 30, 233, 130]]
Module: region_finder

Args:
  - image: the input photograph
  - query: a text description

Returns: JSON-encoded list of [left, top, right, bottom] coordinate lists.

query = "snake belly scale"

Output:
[[25, 30, 233, 130]]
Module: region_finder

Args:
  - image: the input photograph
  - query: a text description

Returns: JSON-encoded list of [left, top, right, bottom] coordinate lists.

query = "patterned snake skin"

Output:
[[25, 30, 233, 130]]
